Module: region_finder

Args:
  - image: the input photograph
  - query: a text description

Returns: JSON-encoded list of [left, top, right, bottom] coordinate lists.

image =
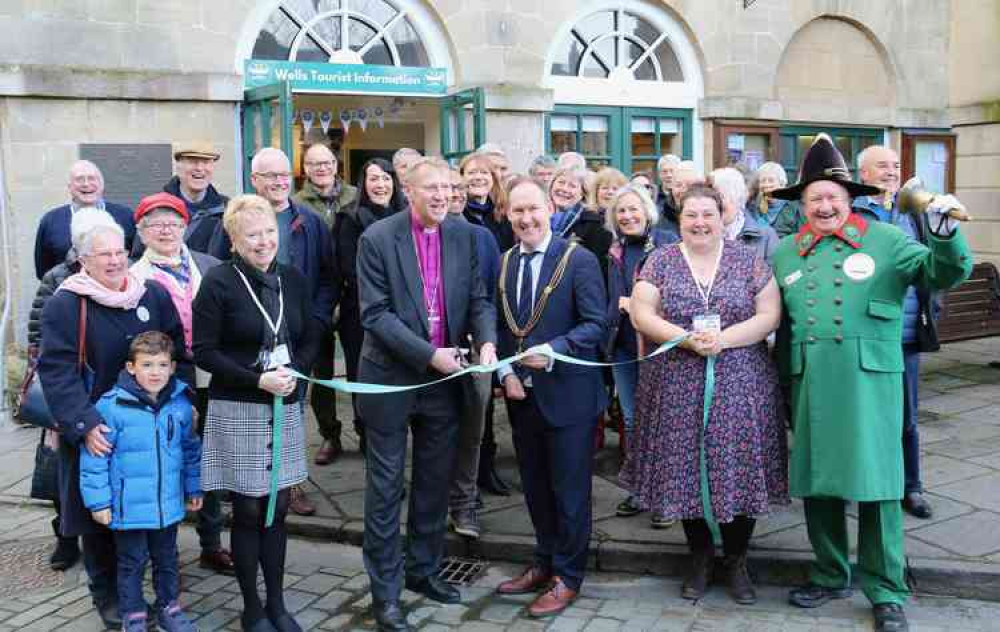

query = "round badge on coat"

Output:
[[843, 253, 876, 281], [136, 306, 150, 322]]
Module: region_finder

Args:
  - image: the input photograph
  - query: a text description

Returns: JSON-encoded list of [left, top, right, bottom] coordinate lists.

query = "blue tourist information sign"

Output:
[[244, 60, 448, 96]]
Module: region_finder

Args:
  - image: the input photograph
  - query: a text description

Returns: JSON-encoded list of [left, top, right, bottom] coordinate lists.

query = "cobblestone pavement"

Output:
[[0, 504, 998, 632]]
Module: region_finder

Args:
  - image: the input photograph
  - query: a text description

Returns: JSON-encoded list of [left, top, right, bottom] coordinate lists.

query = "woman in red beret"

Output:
[[130, 192, 234, 576]]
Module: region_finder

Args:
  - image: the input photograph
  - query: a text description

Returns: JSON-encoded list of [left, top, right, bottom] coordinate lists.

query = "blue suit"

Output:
[[34, 202, 136, 279], [497, 235, 607, 590]]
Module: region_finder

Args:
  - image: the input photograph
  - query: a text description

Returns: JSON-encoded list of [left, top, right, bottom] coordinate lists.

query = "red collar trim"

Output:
[[795, 213, 868, 256]]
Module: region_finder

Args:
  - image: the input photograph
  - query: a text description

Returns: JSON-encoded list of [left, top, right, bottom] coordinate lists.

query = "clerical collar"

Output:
[[410, 210, 439, 234]]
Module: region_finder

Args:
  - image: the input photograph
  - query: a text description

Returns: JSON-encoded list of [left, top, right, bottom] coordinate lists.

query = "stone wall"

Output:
[[949, 0, 1000, 265], [0, 0, 979, 344], [0, 97, 238, 341]]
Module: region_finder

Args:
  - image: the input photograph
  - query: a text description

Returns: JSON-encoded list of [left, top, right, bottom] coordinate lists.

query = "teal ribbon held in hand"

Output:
[[264, 334, 719, 528]]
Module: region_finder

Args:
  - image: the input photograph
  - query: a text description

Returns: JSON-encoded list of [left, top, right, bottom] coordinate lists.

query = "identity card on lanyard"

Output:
[[234, 267, 289, 369], [680, 243, 723, 334]]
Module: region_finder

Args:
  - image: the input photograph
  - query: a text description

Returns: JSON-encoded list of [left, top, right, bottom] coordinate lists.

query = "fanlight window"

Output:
[[252, 0, 429, 67], [551, 9, 684, 82]]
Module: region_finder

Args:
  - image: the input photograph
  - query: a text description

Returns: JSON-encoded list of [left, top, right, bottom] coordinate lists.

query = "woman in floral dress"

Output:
[[622, 183, 788, 604]]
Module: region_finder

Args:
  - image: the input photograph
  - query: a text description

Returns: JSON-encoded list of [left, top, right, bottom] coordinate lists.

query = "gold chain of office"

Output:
[[498, 242, 578, 352]]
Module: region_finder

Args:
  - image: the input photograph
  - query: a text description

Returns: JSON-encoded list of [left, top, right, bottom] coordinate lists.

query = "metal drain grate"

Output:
[[436, 556, 486, 586]]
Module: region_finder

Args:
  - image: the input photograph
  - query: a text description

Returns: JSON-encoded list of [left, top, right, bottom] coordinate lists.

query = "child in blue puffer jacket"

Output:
[[80, 331, 202, 632]]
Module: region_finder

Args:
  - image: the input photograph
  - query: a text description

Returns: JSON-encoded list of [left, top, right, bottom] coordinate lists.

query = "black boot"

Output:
[[49, 517, 79, 571], [681, 520, 714, 600], [723, 554, 756, 604]]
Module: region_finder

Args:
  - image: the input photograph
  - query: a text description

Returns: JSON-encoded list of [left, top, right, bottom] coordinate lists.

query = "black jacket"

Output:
[[193, 262, 321, 405], [28, 257, 79, 347], [164, 177, 230, 256]]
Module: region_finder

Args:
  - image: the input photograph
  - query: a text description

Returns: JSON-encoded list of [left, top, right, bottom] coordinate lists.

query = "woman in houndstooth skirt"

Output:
[[193, 194, 321, 632]]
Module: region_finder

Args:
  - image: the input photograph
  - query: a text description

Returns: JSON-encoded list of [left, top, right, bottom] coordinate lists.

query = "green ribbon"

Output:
[[700, 356, 721, 544], [264, 334, 719, 528]]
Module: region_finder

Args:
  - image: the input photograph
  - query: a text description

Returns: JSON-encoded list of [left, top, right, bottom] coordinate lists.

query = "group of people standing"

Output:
[[27, 131, 972, 632]]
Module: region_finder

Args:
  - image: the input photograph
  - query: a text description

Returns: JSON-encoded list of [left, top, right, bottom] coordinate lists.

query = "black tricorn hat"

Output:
[[771, 133, 882, 201]]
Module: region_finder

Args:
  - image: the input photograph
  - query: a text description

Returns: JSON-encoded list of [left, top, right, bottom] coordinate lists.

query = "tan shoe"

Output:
[[496, 566, 552, 595], [289, 485, 316, 516], [527, 577, 577, 617]]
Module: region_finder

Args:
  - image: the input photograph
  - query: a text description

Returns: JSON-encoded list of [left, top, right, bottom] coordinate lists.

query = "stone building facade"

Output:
[[0, 0, 997, 340]]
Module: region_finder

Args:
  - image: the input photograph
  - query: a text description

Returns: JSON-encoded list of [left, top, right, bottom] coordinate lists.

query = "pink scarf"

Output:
[[58, 270, 147, 309]]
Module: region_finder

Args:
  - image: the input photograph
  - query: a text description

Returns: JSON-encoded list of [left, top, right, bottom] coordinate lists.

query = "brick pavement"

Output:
[[0, 504, 998, 631]]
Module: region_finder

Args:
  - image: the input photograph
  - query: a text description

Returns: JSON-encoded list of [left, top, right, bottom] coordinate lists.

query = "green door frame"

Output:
[[545, 105, 693, 172], [779, 125, 883, 181], [242, 81, 293, 193], [440, 87, 486, 164]]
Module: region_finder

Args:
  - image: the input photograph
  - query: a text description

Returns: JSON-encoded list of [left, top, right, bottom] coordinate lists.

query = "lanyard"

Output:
[[679, 242, 723, 309], [234, 266, 284, 342]]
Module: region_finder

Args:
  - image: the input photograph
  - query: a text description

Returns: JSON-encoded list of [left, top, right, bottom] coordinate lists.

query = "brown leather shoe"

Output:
[[314, 438, 342, 466], [496, 566, 552, 595], [528, 577, 577, 618], [199, 549, 235, 575], [289, 485, 316, 516]]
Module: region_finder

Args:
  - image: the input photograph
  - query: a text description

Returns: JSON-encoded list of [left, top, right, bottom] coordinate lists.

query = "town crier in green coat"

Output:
[[770, 134, 973, 632]]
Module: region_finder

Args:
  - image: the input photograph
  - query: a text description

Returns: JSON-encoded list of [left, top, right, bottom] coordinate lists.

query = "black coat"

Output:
[[37, 281, 190, 536], [192, 262, 321, 405], [566, 210, 613, 283]]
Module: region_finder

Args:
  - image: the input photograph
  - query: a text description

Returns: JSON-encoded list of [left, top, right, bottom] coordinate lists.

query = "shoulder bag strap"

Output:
[[77, 297, 87, 371]]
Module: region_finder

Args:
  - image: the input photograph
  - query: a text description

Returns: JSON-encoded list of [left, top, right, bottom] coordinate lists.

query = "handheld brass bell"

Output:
[[897, 177, 972, 222]]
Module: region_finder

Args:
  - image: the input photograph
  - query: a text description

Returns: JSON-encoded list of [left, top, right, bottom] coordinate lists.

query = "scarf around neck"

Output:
[[59, 269, 147, 310], [233, 255, 287, 348]]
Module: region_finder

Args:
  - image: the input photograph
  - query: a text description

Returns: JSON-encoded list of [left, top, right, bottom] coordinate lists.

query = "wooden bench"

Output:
[[937, 262, 1000, 343]]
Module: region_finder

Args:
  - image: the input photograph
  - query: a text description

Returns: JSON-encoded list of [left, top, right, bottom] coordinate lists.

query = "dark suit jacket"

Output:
[[34, 202, 136, 280], [497, 236, 609, 427], [356, 212, 497, 429]]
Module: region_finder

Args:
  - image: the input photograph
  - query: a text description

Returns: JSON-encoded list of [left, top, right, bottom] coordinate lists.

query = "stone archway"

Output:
[[774, 16, 896, 124]]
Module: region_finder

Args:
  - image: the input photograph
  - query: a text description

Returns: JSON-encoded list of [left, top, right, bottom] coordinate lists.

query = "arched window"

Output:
[[252, 0, 430, 67], [550, 8, 684, 82]]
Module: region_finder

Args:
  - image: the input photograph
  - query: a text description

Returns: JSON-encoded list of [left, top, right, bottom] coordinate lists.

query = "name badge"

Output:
[[783, 270, 803, 287], [693, 314, 722, 333], [843, 253, 876, 281], [266, 344, 291, 369]]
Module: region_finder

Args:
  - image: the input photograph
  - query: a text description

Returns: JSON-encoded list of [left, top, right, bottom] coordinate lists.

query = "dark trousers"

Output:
[[195, 388, 225, 552], [902, 346, 922, 493], [362, 382, 460, 602], [113, 524, 179, 617], [82, 530, 118, 607], [338, 308, 366, 442], [506, 391, 595, 592], [311, 326, 342, 441]]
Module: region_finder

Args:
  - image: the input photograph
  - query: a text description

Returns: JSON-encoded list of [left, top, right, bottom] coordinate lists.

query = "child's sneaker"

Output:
[[121, 612, 147, 632], [157, 602, 198, 632]]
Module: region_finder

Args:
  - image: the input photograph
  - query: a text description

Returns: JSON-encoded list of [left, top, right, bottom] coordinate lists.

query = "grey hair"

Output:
[[556, 151, 587, 171], [71, 208, 124, 256], [528, 154, 557, 174], [754, 161, 788, 187], [604, 184, 660, 234], [476, 142, 506, 156], [856, 144, 896, 170], [656, 154, 681, 170], [392, 147, 422, 164], [710, 167, 749, 210], [250, 147, 290, 173]]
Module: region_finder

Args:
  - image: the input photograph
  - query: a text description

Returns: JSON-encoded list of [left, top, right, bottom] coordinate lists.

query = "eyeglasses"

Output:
[[305, 161, 334, 169], [144, 221, 185, 232], [85, 249, 127, 262], [254, 172, 292, 181], [417, 184, 452, 194]]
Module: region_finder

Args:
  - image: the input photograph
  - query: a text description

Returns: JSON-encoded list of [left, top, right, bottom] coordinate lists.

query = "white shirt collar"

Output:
[[518, 230, 553, 257]]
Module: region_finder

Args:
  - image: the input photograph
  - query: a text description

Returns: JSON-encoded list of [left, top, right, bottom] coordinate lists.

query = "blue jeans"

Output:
[[114, 524, 179, 618], [902, 347, 921, 493], [611, 353, 639, 430]]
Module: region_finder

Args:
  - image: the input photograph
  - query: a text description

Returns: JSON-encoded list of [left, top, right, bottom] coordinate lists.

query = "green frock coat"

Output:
[[773, 213, 972, 501]]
